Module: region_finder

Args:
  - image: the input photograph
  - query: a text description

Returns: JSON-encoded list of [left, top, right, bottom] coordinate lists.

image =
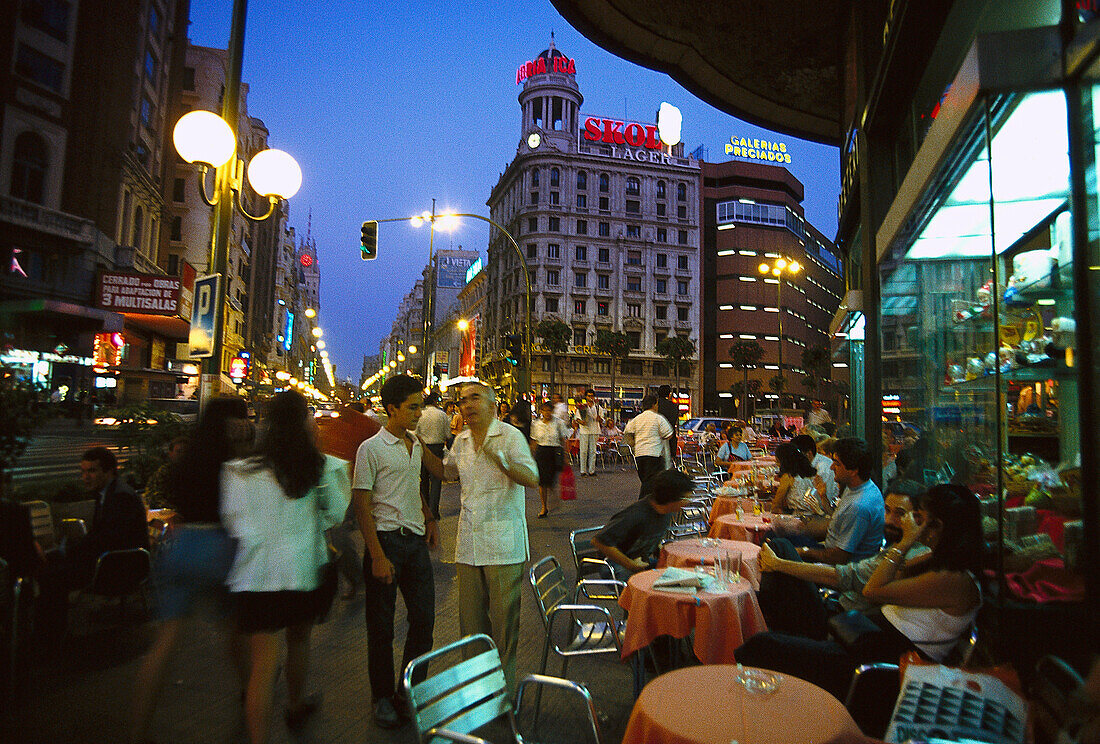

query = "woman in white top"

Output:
[[530, 399, 570, 517], [221, 391, 350, 744], [770, 442, 825, 516]]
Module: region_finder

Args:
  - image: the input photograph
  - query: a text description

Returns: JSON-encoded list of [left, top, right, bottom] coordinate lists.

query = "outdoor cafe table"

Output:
[[657, 538, 762, 590], [618, 569, 766, 665], [621, 665, 868, 744], [707, 495, 759, 522], [708, 512, 772, 544]]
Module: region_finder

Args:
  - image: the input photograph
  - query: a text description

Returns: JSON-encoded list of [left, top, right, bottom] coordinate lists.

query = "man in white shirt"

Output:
[[422, 382, 539, 691], [416, 391, 451, 520], [353, 375, 439, 728], [623, 394, 673, 500], [551, 392, 569, 423], [572, 390, 604, 477]]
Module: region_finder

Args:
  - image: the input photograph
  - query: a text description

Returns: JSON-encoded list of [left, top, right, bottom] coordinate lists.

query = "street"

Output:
[[6, 465, 649, 744], [9, 419, 129, 489]]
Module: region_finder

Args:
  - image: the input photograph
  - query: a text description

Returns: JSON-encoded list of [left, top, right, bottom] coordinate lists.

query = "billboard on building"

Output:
[[459, 315, 478, 377], [97, 271, 182, 315], [436, 255, 476, 289]]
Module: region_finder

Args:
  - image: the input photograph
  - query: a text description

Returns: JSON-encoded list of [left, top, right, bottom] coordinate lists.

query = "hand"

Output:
[[630, 558, 648, 573], [425, 521, 439, 550], [813, 474, 826, 495], [899, 511, 928, 545], [371, 554, 394, 584], [759, 542, 780, 572]]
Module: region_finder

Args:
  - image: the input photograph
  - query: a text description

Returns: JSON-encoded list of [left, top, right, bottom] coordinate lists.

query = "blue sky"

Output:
[[186, 0, 841, 384]]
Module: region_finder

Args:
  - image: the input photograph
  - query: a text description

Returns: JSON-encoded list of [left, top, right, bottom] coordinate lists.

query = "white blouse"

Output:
[[531, 417, 568, 447]]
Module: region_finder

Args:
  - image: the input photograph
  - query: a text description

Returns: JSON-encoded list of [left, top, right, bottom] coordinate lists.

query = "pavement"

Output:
[[7, 464, 650, 744]]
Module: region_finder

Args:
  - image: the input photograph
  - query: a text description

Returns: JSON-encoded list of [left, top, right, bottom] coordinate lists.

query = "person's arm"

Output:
[[484, 431, 539, 488], [714, 443, 732, 468], [770, 473, 792, 513], [351, 487, 393, 584], [418, 435, 446, 480], [798, 544, 853, 565], [758, 541, 841, 587], [658, 416, 673, 440], [592, 536, 647, 573], [862, 512, 974, 610]]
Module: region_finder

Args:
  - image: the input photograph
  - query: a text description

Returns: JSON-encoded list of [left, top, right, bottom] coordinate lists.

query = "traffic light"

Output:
[[360, 220, 378, 260], [504, 333, 523, 368]]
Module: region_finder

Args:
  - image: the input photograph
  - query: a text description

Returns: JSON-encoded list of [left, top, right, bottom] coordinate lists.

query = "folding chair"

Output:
[[24, 500, 56, 552], [568, 526, 616, 588], [401, 633, 604, 744], [71, 548, 152, 633], [616, 443, 636, 470]]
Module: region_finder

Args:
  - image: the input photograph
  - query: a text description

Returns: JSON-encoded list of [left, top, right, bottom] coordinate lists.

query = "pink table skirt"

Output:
[[657, 538, 762, 590], [618, 569, 766, 664], [708, 496, 764, 522], [708, 513, 772, 544]]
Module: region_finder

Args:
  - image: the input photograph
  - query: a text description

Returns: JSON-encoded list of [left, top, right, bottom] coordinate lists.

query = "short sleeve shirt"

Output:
[[595, 500, 673, 563], [623, 410, 673, 458], [718, 441, 752, 461], [825, 479, 885, 559], [353, 427, 425, 534], [573, 405, 604, 435], [835, 543, 929, 612]]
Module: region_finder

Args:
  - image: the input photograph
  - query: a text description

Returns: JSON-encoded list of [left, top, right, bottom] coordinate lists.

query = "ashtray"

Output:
[[736, 667, 780, 695]]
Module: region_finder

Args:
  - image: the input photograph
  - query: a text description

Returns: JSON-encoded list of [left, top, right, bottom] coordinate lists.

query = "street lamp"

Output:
[[758, 257, 801, 410], [171, 0, 301, 404]]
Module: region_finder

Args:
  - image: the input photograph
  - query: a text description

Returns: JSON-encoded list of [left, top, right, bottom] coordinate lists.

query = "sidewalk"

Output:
[[9, 466, 647, 744]]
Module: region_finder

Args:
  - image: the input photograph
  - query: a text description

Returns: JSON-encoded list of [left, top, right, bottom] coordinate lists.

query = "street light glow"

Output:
[[456, 319, 469, 331], [316, 340, 325, 349], [304, 308, 316, 318], [246, 148, 302, 199], [408, 345, 417, 353], [657, 102, 682, 146], [758, 262, 770, 274], [312, 327, 323, 338], [172, 110, 236, 167]]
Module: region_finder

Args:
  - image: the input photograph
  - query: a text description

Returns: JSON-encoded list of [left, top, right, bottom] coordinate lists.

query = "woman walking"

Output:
[[221, 391, 351, 744], [530, 399, 570, 517]]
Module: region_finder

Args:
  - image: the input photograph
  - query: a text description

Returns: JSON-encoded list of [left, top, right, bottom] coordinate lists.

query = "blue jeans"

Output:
[[363, 529, 435, 700], [154, 524, 235, 620]]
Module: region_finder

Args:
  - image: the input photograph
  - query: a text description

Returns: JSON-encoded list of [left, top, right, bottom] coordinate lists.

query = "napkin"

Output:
[[652, 567, 716, 592]]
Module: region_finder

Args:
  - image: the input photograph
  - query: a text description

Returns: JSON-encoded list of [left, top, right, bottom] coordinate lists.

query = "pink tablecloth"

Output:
[[709, 513, 771, 544], [622, 665, 868, 744], [618, 569, 766, 664], [657, 538, 762, 590], [708, 496, 762, 522]]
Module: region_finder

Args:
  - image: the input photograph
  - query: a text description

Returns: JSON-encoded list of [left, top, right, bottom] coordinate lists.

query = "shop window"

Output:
[[10, 131, 48, 204]]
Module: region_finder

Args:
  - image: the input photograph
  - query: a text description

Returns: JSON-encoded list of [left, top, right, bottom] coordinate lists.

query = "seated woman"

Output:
[[769, 442, 823, 516], [715, 425, 752, 470], [735, 484, 982, 698]]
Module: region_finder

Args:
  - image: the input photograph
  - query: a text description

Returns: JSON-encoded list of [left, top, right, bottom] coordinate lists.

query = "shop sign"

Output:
[[529, 342, 609, 356], [188, 274, 220, 359], [229, 355, 249, 381], [0, 348, 93, 366], [724, 135, 792, 164], [516, 54, 575, 84], [97, 271, 181, 315], [584, 117, 663, 150], [465, 257, 483, 284]]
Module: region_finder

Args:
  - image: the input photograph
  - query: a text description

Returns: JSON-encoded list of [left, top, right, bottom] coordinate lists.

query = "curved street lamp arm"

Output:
[[196, 164, 220, 208], [235, 191, 279, 222]]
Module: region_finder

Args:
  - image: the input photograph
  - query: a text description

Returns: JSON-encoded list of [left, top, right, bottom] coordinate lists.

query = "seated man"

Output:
[[714, 425, 752, 470], [755, 480, 926, 639], [592, 469, 693, 577]]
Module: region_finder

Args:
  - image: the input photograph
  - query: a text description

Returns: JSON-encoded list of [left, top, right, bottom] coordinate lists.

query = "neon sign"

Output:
[[583, 117, 662, 150], [516, 55, 575, 84], [283, 311, 294, 352], [725, 136, 792, 163]]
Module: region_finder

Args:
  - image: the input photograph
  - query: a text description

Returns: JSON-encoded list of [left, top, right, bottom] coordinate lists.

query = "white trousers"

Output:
[[578, 432, 598, 474]]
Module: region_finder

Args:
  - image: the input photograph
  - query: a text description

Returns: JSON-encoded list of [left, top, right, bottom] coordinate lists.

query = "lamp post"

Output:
[[171, 0, 301, 406], [757, 257, 801, 410]]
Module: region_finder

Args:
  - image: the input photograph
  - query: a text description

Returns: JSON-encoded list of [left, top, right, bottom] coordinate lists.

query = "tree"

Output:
[[728, 340, 765, 421], [536, 318, 571, 395], [769, 373, 788, 410], [801, 343, 832, 405], [594, 329, 632, 421], [656, 335, 695, 402]]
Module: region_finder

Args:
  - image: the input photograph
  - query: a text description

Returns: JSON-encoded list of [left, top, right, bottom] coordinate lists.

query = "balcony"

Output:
[[0, 194, 96, 244], [653, 264, 672, 275], [594, 286, 614, 297], [569, 284, 592, 295]]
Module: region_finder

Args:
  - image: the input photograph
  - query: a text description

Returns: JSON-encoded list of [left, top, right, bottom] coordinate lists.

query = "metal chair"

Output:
[[71, 548, 152, 632], [616, 443, 636, 469], [401, 633, 604, 744], [568, 526, 616, 588], [24, 500, 56, 551]]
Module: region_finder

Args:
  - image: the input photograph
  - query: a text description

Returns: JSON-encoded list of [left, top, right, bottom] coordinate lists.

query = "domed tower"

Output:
[[517, 33, 582, 153]]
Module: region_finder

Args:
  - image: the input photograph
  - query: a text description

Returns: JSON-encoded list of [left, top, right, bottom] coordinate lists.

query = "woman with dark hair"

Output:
[[735, 483, 983, 698], [530, 399, 570, 517], [497, 400, 511, 421], [220, 391, 351, 744], [769, 442, 823, 515], [131, 396, 252, 744], [506, 397, 532, 442]]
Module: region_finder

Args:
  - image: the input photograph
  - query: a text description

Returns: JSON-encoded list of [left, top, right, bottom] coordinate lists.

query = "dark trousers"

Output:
[[635, 456, 664, 499], [420, 443, 445, 520], [755, 537, 829, 639], [363, 530, 435, 701]]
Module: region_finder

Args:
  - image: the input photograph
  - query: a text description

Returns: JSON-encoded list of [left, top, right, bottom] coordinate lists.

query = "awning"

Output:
[[0, 298, 123, 332], [121, 312, 190, 340]]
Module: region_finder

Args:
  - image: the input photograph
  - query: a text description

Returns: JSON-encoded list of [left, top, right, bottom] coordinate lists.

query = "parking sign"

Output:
[[188, 274, 221, 359]]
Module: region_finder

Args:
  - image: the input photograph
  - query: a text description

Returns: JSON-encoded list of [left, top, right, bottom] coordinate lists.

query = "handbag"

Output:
[[560, 463, 576, 500]]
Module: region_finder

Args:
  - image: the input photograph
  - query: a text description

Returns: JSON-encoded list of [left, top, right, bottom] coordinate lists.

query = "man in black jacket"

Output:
[[656, 385, 679, 465]]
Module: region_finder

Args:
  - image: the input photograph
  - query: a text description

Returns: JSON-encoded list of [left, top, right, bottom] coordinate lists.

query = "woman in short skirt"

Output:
[[530, 399, 570, 517], [220, 391, 350, 744]]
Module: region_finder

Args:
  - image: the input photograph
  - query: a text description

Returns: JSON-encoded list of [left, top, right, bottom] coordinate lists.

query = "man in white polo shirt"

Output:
[[623, 394, 673, 500], [572, 390, 604, 477], [353, 375, 438, 729]]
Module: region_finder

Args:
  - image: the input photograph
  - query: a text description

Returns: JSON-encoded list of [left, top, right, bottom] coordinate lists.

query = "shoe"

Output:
[[285, 693, 321, 730], [392, 691, 413, 720], [373, 697, 401, 729], [537, 510, 548, 518]]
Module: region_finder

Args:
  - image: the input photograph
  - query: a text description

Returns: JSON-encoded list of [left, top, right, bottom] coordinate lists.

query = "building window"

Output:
[[678, 254, 689, 270], [626, 332, 641, 350], [677, 306, 690, 321], [574, 271, 587, 287], [599, 196, 609, 211], [657, 203, 666, 217], [531, 169, 540, 187], [573, 328, 587, 346], [530, 191, 539, 204], [678, 204, 687, 219], [140, 97, 154, 127], [657, 227, 667, 242], [597, 301, 609, 316], [656, 253, 667, 268], [678, 229, 688, 245], [183, 66, 195, 90], [549, 191, 559, 205], [626, 176, 640, 195], [170, 216, 182, 241], [550, 168, 560, 187], [677, 183, 687, 201], [625, 199, 640, 214], [528, 217, 537, 232], [574, 299, 586, 314], [677, 279, 689, 295], [595, 359, 610, 374], [597, 274, 610, 289], [144, 49, 157, 79], [527, 243, 537, 258], [627, 276, 642, 292], [575, 245, 587, 261], [22, 0, 70, 41], [134, 140, 150, 168], [10, 131, 48, 204], [547, 243, 560, 258], [599, 173, 609, 192], [627, 303, 641, 317], [656, 180, 666, 199], [653, 362, 668, 376], [576, 193, 587, 208], [655, 305, 667, 320], [546, 269, 560, 286], [172, 177, 185, 202], [15, 44, 64, 92], [577, 170, 587, 190], [598, 247, 610, 263], [626, 251, 641, 266], [545, 297, 559, 312], [166, 254, 179, 275], [626, 224, 640, 238], [548, 216, 560, 232], [576, 219, 587, 234], [655, 278, 667, 294], [598, 222, 610, 237], [571, 358, 588, 373]]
